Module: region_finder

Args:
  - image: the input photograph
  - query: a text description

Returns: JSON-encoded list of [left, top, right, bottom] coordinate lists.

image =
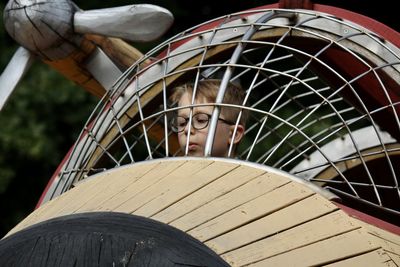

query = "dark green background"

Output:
[[0, 0, 398, 237]]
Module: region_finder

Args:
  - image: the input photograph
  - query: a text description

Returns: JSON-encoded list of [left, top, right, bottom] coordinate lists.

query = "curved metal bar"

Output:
[[204, 10, 287, 156]]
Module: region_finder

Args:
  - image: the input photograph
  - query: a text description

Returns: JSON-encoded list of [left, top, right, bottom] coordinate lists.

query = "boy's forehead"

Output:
[[177, 105, 214, 116], [178, 91, 209, 104], [177, 92, 216, 115]]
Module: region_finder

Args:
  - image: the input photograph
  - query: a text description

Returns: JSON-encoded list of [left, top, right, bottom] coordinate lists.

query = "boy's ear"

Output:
[[229, 124, 245, 145]]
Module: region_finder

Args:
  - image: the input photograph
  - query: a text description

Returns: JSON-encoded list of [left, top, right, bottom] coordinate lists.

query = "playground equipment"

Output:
[[1, 0, 399, 266]]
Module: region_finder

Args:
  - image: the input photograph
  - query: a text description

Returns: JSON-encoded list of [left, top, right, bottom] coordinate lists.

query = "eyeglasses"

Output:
[[171, 113, 233, 133]]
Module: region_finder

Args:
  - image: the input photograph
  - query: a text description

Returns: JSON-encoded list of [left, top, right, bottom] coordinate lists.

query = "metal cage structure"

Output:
[[40, 6, 400, 224]]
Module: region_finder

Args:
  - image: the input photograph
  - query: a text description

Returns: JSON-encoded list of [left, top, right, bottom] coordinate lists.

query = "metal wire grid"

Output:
[[44, 8, 400, 220]]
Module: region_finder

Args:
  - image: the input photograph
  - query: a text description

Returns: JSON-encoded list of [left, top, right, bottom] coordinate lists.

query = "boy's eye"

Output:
[[193, 114, 210, 128], [194, 114, 209, 122], [195, 118, 208, 123], [176, 118, 187, 127]]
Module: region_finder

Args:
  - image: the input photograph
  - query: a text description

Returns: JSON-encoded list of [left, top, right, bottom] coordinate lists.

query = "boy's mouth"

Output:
[[188, 143, 198, 151]]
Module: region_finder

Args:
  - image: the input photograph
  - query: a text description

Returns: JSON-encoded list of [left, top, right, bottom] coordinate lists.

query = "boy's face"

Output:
[[176, 92, 240, 157]]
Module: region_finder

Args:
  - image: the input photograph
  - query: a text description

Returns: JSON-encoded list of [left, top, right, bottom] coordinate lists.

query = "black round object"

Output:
[[0, 212, 230, 267]]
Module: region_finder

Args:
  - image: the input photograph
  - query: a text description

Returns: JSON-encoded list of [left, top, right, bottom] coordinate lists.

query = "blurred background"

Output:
[[0, 0, 398, 237]]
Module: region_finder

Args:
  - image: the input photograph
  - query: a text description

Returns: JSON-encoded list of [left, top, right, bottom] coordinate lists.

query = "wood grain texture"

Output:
[[5, 158, 400, 267], [166, 172, 289, 232], [187, 181, 315, 242], [323, 249, 397, 267], [210, 195, 339, 255], [221, 209, 359, 265], [247, 230, 379, 266]]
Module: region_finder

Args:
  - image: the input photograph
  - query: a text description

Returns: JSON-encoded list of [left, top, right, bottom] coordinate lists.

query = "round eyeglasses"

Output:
[[171, 113, 234, 133]]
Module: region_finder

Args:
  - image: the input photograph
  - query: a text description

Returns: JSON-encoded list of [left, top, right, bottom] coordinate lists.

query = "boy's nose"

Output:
[[184, 122, 195, 135]]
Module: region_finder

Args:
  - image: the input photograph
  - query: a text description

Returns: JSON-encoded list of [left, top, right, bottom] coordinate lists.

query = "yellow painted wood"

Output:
[[208, 194, 339, 255], [354, 218, 400, 247], [6, 158, 399, 267], [348, 215, 400, 265], [247, 229, 379, 267], [7, 162, 156, 235], [221, 209, 359, 266], [324, 249, 396, 267], [188, 181, 315, 242], [113, 160, 214, 213], [373, 238, 400, 259], [152, 161, 240, 223], [385, 251, 400, 266], [168, 172, 289, 232], [134, 160, 239, 218], [49, 162, 154, 215], [162, 165, 266, 231], [97, 160, 186, 211]]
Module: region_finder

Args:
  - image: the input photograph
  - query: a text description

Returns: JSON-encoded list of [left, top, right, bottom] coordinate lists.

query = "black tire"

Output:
[[0, 212, 230, 267]]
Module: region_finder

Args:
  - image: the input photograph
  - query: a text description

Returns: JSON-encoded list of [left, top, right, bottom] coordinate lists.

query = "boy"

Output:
[[169, 79, 247, 157]]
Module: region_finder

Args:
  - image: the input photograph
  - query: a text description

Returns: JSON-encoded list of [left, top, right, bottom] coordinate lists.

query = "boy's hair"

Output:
[[169, 79, 248, 125]]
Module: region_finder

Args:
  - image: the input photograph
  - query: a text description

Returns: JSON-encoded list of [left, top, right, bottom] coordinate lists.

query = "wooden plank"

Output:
[[348, 216, 400, 264], [372, 238, 400, 259], [158, 165, 266, 231], [42, 36, 106, 98], [353, 217, 400, 247], [98, 160, 186, 211], [324, 249, 395, 267], [221, 209, 359, 266], [385, 251, 400, 266], [85, 35, 145, 70], [244, 230, 379, 267], [208, 194, 339, 254], [76, 162, 160, 211], [385, 250, 400, 267], [113, 160, 213, 213], [152, 161, 241, 223], [51, 162, 156, 215], [169, 172, 290, 233], [6, 199, 54, 236], [7, 163, 157, 235], [188, 181, 315, 242], [133, 161, 238, 218]]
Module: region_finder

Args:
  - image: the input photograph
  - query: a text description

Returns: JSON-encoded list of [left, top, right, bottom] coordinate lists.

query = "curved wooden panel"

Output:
[[6, 158, 400, 266]]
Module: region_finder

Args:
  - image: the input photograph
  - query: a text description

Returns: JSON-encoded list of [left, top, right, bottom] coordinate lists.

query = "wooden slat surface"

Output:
[[187, 181, 315, 242], [48, 162, 155, 215], [151, 161, 241, 223], [157, 167, 267, 229], [133, 160, 240, 217], [220, 209, 359, 266], [165, 172, 289, 232], [5, 158, 400, 267], [247, 230, 379, 266], [355, 218, 400, 247], [83, 160, 186, 211], [324, 249, 396, 267], [112, 160, 214, 214], [8, 162, 157, 234], [209, 194, 339, 255]]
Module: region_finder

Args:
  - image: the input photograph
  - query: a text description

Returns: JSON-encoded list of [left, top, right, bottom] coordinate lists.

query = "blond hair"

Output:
[[170, 79, 248, 125]]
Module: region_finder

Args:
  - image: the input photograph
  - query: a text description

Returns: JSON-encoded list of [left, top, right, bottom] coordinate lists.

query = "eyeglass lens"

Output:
[[172, 113, 210, 132]]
